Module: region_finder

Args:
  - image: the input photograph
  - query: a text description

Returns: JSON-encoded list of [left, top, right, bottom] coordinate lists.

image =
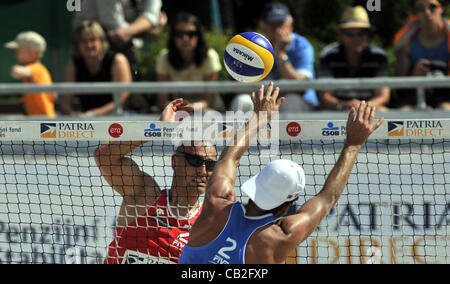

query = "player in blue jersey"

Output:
[[179, 82, 384, 264]]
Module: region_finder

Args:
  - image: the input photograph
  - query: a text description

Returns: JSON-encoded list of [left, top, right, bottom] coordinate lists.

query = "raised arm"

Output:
[[280, 101, 384, 246], [94, 98, 192, 199], [204, 82, 285, 213]]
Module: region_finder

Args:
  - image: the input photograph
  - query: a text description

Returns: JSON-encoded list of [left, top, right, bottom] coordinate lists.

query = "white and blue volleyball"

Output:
[[224, 32, 275, 83]]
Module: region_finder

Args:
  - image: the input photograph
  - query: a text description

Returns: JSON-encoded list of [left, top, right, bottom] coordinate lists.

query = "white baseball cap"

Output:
[[241, 160, 305, 211], [4, 31, 46, 54]]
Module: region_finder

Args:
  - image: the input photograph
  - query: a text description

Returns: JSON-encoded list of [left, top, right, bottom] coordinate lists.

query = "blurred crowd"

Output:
[[3, 0, 450, 118]]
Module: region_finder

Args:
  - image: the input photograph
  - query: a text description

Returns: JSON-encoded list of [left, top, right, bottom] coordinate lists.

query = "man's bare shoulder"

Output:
[[246, 220, 295, 264], [187, 201, 234, 247]]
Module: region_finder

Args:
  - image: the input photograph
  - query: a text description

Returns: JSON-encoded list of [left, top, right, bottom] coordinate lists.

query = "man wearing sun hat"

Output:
[[179, 82, 384, 264], [318, 5, 391, 112]]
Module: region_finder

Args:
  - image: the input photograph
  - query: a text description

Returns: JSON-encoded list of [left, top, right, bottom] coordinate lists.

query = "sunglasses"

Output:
[[341, 29, 369, 38], [415, 2, 441, 13], [176, 151, 217, 171], [174, 30, 198, 39]]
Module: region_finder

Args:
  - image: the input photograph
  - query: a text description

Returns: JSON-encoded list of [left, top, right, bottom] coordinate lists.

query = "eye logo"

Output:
[[40, 123, 57, 138], [218, 123, 234, 138], [388, 122, 404, 137]]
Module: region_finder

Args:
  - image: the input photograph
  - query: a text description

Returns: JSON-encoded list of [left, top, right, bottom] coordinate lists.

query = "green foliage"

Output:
[[135, 31, 169, 81], [204, 29, 235, 81], [289, 0, 353, 44]]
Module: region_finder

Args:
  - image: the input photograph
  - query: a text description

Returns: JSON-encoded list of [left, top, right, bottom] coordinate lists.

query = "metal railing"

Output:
[[0, 77, 448, 114]]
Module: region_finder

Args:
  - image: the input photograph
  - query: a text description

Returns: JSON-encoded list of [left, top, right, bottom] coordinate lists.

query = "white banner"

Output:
[[0, 119, 449, 142]]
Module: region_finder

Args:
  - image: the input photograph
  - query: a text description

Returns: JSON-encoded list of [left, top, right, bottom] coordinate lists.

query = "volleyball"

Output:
[[224, 32, 275, 83]]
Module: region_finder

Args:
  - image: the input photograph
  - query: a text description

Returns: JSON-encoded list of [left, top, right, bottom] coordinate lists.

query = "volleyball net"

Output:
[[0, 119, 449, 264]]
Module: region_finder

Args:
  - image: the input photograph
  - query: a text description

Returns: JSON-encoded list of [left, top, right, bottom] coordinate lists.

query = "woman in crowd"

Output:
[[156, 12, 224, 112], [60, 20, 132, 117]]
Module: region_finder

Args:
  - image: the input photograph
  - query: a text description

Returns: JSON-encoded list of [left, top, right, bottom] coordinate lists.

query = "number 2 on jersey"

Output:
[[217, 237, 237, 259]]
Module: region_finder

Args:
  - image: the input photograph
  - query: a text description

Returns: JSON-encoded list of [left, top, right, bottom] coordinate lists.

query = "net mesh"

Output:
[[0, 122, 449, 264]]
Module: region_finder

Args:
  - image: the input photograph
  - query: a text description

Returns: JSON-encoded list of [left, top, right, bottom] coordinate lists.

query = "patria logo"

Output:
[[233, 48, 254, 61], [40, 123, 57, 138], [40, 123, 95, 139], [218, 123, 234, 138], [388, 121, 443, 137], [388, 121, 404, 137]]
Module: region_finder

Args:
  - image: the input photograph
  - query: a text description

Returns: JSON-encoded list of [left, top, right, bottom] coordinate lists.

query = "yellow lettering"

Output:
[[310, 239, 317, 264], [413, 237, 426, 264], [413, 236, 439, 264], [346, 238, 352, 264], [57, 131, 94, 139], [306, 236, 448, 264]]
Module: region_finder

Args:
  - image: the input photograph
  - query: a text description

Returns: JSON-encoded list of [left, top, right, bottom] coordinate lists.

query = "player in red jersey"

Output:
[[94, 98, 217, 264]]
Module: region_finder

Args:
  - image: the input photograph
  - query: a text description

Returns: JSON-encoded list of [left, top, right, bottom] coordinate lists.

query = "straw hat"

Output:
[[340, 6, 371, 29]]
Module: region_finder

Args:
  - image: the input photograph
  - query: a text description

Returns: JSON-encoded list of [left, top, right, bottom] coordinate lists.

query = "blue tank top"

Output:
[[178, 202, 277, 264], [410, 33, 449, 71]]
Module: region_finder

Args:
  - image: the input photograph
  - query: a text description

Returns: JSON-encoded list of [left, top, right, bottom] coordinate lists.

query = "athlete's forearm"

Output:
[[104, 141, 145, 156], [219, 112, 266, 165], [319, 143, 361, 211], [209, 113, 263, 202]]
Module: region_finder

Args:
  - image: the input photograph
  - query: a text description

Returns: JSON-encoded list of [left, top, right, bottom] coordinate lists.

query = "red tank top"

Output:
[[104, 190, 201, 264]]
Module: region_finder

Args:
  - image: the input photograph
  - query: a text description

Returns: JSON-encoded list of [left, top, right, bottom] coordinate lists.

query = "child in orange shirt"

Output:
[[5, 31, 57, 117]]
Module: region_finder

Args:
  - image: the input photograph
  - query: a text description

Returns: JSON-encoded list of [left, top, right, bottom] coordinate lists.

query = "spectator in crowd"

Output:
[[4, 31, 56, 117], [230, 2, 318, 112], [60, 21, 132, 117], [73, 0, 167, 68], [394, 0, 450, 110], [95, 98, 218, 264], [155, 12, 224, 112], [317, 5, 391, 111]]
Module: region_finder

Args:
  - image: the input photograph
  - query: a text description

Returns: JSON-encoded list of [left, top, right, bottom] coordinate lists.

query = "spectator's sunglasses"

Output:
[[174, 30, 199, 39], [341, 29, 369, 38], [176, 151, 217, 171], [415, 1, 441, 13]]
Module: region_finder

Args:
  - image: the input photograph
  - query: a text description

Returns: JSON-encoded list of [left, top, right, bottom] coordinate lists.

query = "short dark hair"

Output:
[[248, 198, 298, 216], [175, 141, 217, 156], [168, 12, 209, 70]]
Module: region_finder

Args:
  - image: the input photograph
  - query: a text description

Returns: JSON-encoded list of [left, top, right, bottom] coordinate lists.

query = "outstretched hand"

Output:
[[251, 82, 285, 121], [159, 98, 193, 122], [345, 101, 384, 147]]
